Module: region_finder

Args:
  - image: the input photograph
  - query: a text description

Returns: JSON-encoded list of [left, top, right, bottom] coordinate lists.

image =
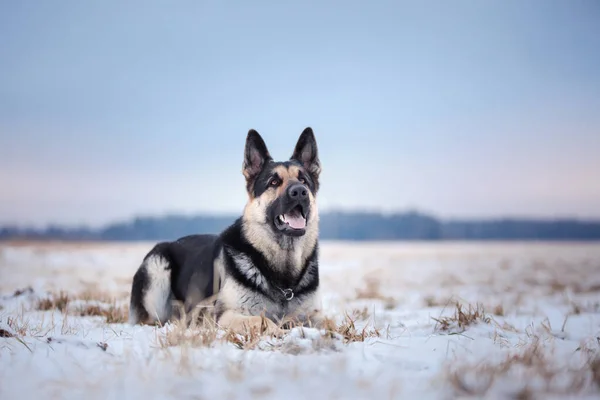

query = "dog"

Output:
[[128, 127, 323, 335]]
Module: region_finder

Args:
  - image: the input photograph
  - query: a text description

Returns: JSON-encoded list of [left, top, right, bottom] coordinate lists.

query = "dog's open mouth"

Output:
[[275, 205, 307, 233]]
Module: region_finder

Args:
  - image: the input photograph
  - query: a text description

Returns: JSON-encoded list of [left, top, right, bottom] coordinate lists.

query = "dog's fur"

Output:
[[129, 128, 323, 335]]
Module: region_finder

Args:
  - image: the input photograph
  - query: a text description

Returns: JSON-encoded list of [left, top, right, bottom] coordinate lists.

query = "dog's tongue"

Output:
[[284, 213, 306, 229]]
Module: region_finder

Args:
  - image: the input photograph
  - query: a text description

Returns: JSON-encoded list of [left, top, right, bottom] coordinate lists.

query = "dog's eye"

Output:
[[270, 179, 280, 187]]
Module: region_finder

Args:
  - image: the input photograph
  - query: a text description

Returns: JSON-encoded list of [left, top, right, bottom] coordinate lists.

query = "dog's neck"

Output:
[[241, 218, 318, 276]]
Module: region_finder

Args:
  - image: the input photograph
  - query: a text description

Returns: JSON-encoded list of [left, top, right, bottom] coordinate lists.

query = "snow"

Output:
[[1, 241, 600, 399]]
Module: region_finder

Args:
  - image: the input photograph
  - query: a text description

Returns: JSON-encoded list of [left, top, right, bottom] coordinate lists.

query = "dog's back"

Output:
[[128, 234, 219, 325]]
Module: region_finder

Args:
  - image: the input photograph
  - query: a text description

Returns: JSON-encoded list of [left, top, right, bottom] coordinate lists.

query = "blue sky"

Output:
[[1, 1, 599, 227]]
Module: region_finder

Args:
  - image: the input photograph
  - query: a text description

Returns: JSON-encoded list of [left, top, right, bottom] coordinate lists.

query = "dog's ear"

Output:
[[291, 127, 321, 180], [243, 129, 272, 182]]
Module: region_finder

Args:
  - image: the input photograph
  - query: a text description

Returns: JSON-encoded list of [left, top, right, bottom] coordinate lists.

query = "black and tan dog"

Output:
[[128, 128, 323, 335]]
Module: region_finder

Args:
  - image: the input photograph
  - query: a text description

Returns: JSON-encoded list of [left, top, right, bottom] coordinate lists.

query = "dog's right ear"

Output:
[[243, 129, 272, 182]]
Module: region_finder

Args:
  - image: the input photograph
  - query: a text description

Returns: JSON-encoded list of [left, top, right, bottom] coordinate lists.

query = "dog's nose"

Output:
[[288, 183, 308, 200]]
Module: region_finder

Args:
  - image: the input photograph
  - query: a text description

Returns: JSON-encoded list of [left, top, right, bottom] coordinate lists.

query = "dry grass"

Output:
[[12, 286, 34, 297], [6, 316, 31, 337], [0, 328, 14, 338], [35, 290, 128, 323], [492, 304, 505, 317], [160, 311, 277, 351], [433, 302, 491, 334], [590, 354, 600, 389], [446, 337, 600, 397], [569, 300, 600, 316], [423, 295, 452, 308], [4, 310, 72, 340], [158, 306, 219, 349], [224, 328, 263, 350], [355, 277, 396, 309], [349, 307, 370, 321], [578, 283, 600, 293], [322, 314, 381, 344], [220, 314, 284, 351], [29, 287, 382, 350], [77, 288, 129, 302], [76, 302, 128, 323], [36, 291, 70, 312], [156, 308, 382, 352], [423, 295, 437, 307]]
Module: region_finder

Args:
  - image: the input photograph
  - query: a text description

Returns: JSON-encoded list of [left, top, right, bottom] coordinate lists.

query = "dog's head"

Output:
[[242, 127, 321, 241]]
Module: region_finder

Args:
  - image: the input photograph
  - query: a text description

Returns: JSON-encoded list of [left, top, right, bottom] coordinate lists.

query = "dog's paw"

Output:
[[280, 309, 326, 330]]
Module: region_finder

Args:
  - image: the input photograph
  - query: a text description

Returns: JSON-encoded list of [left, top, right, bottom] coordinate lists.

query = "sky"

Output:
[[1, 1, 599, 227]]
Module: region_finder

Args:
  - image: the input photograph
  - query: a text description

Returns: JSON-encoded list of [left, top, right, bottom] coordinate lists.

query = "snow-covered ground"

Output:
[[1, 241, 600, 399]]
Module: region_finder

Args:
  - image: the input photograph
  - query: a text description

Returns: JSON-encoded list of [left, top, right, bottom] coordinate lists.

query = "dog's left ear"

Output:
[[291, 127, 321, 182]]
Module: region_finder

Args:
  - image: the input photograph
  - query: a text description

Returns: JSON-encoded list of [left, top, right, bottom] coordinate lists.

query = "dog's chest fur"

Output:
[[217, 244, 319, 322]]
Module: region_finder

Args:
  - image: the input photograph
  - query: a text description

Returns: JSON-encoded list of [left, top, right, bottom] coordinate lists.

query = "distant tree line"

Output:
[[1, 211, 600, 241]]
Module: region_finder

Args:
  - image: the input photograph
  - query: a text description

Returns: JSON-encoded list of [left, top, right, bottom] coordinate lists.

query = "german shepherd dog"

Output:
[[128, 128, 323, 335]]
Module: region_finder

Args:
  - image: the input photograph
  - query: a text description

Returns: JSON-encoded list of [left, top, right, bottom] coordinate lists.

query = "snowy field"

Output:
[[1, 240, 600, 399]]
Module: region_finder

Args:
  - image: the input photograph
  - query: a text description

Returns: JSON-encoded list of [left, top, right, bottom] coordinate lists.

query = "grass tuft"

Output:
[[0, 328, 15, 338], [36, 291, 70, 312], [76, 302, 129, 324], [433, 302, 491, 334], [224, 327, 263, 350], [492, 304, 505, 316], [322, 314, 381, 344], [158, 306, 219, 349], [13, 286, 34, 297], [35, 290, 128, 323]]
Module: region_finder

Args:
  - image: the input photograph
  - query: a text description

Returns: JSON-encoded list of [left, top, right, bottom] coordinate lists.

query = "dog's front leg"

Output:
[[218, 310, 285, 337]]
